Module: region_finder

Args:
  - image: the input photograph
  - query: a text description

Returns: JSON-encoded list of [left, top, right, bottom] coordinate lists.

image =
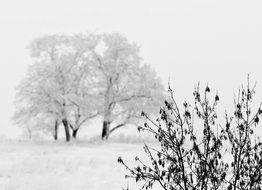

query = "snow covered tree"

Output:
[[14, 32, 165, 141], [91, 33, 165, 140], [56, 34, 103, 139], [13, 61, 63, 139], [13, 34, 101, 141]]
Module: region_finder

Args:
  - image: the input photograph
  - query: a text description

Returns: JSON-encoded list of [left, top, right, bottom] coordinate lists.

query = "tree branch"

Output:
[[109, 94, 152, 110], [109, 123, 127, 135], [77, 111, 102, 129]]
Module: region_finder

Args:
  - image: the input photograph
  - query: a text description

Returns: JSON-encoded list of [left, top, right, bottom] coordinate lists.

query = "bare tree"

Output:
[[224, 76, 262, 190], [119, 78, 262, 190], [119, 84, 228, 190]]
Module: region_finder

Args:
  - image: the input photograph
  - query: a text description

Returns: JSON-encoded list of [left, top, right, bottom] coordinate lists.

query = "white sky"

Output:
[[1, 0, 262, 138]]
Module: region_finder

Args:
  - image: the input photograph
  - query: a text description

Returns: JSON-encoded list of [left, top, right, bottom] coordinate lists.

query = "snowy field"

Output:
[[0, 140, 155, 190]]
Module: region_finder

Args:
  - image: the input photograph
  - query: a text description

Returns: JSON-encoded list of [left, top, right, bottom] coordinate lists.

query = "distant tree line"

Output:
[[13, 32, 165, 141]]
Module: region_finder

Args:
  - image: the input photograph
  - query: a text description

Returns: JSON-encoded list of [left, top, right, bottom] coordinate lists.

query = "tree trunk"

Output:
[[72, 128, 79, 139], [27, 127, 32, 140], [54, 119, 58, 140], [102, 120, 110, 140], [62, 118, 70, 142]]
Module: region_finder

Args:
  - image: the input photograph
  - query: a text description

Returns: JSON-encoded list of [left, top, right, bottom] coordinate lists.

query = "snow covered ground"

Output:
[[0, 140, 154, 190]]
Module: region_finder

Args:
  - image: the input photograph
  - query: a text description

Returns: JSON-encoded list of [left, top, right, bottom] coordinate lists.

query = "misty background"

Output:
[[1, 0, 262, 138]]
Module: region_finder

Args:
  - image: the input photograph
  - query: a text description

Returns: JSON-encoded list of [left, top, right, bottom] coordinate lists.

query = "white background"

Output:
[[1, 0, 262, 137]]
